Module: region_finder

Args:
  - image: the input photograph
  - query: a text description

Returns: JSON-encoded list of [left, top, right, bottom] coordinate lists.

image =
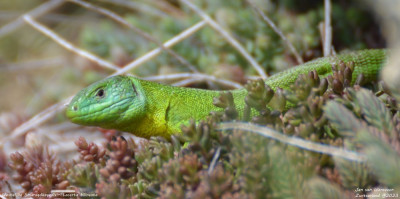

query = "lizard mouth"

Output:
[[66, 97, 132, 125]]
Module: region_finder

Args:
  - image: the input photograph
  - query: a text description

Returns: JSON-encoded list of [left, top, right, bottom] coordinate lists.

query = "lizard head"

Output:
[[66, 75, 147, 129]]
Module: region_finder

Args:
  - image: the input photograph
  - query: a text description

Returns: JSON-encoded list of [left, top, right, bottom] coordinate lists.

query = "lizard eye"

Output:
[[96, 89, 105, 98]]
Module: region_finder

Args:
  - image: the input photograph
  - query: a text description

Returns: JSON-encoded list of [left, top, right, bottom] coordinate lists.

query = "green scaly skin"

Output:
[[66, 49, 387, 138]]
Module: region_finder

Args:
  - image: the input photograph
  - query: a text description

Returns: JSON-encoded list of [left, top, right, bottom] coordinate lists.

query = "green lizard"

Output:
[[66, 49, 387, 138]]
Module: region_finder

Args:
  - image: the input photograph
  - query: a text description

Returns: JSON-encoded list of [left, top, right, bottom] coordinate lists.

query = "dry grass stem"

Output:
[[323, 0, 332, 56], [218, 122, 365, 162], [0, 57, 64, 72], [246, 0, 303, 64], [208, 147, 221, 174], [113, 20, 207, 75], [149, 0, 186, 17], [3, 97, 72, 146], [101, 0, 169, 17], [144, 73, 243, 88], [69, 0, 199, 73], [180, 0, 268, 79], [0, 0, 64, 38], [172, 78, 238, 88], [23, 15, 121, 71], [172, 79, 211, 87]]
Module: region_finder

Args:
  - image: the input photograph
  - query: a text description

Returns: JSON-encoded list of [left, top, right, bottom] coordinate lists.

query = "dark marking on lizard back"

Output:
[[132, 82, 138, 96]]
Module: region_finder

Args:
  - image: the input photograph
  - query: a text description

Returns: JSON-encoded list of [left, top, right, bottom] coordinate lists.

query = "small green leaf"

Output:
[[268, 145, 308, 199], [356, 89, 394, 135], [334, 157, 372, 189], [357, 130, 400, 187], [308, 177, 349, 199]]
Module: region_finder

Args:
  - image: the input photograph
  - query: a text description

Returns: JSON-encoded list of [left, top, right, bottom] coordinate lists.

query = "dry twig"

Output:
[[0, 0, 64, 37], [23, 15, 120, 71], [180, 0, 268, 79], [101, 0, 169, 17], [0, 57, 64, 72], [113, 21, 206, 75], [323, 0, 332, 56], [69, 0, 199, 73], [208, 147, 221, 174], [218, 122, 365, 162], [144, 73, 243, 89], [2, 97, 72, 146], [246, 0, 303, 64]]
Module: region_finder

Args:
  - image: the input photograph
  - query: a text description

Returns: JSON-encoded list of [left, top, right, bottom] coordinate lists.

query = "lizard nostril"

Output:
[[73, 105, 78, 111]]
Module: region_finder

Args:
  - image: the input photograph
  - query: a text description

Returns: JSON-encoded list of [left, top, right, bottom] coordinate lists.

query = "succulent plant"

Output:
[[8, 146, 71, 194]]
